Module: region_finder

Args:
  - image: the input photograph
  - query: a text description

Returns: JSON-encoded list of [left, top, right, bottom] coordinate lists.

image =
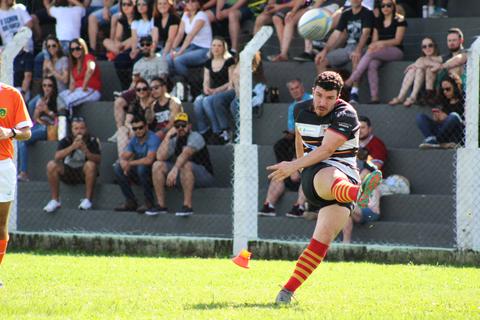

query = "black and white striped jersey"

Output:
[[294, 99, 360, 179]]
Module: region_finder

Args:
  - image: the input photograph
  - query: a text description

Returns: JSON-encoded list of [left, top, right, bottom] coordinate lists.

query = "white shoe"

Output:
[[107, 130, 118, 143], [78, 198, 92, 210], [43, 199, 61, 213]]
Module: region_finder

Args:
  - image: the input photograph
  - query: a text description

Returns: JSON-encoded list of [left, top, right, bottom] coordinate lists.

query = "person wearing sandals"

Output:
[[344, 0, 406, 104], [18, 76, 59, 182], [388, 37, 441, 108]]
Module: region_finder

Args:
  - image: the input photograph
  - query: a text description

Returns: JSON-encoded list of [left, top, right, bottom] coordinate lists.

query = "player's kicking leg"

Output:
[[275, 167, 381, 304]]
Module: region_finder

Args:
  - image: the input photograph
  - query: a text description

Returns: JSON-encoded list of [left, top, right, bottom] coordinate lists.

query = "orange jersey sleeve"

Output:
[[0, 84, 33, 160]]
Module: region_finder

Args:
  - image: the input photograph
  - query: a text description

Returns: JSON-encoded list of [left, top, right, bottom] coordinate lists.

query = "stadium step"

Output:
[[264, 191, 454, 225], [18, 182, 233, 215], [18, 207, 233, 238], [258, 218, 454, 248]]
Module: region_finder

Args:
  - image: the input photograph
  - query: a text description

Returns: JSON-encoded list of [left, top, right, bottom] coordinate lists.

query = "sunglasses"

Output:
[[132, 126, 145, 131], [136, 87, 149, 92], [42, 83, 54, 88], [72, 116, 85, 122], [150, 85, 163, 90], [122, 2, 133, 6], [381, 3, 393, 8], [137, 2, 147, 6], [140, 41, 152, 47], [442, 87, 453, 92], [47, 44, 57, 49], [70, 46, 82, 52], [422, 43, 434, 49], [174, 123, 187, 129]]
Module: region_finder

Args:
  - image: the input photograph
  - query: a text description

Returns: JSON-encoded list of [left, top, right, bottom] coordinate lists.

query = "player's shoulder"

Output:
[[0, 83, 23, 100], [334, 99, 358, 117]]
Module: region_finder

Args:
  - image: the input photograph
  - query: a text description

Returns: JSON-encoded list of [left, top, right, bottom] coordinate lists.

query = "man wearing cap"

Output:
[[114, 115, 161, 213], [147, 112, 214, 217]]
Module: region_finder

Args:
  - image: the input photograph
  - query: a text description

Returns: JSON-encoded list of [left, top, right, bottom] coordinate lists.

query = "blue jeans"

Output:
[[167, 44, 209, 77], [416, 112, 464, 143], [211, 89, 236, 131], [27, 95, 41, 117], [194, 90, 236, 134], [18, 124, 47, 173], [113, 162, 154, 204]]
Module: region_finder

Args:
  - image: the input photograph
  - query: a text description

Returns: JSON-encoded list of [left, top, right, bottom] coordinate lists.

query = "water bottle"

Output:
[[57, 110, 68, 140], [176, 82, 184, 101], [422, 5, 428, 18], [428, 5, 435, 16]]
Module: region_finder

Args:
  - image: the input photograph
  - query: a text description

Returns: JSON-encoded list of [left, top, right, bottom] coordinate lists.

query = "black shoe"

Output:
[[145, 205, 168, 216], [114, 200, 138, 212], [258, 203, 276, 217], [175, 206, 194, 217], [293, 51, 315, 62], [269, 87, 280, 103], [136, 203, 153, 214], [285, 205, 304, 218]]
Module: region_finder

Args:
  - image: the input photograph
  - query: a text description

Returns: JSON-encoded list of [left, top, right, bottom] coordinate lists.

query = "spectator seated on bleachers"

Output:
[[416, 73, 464, 149], [315, 0, 374, 104], [427, 0, 448, 18], [193, 36, 235, 145], [342, 115, 387, 243], [114, 115, 161, 213], [130, 0, 157, 61], [43, 116, 101, 213], [116, 78, 155, 156], [148, 112, 214, 217], [149, 76, 183, 140], [0, 0, 34, 52], [258, 78, 312, 218], [389, 37, 442, 107], [13, 47, 33, 103], [168, 0, 212, 78], [88, 0, 120, 53], [41, 35, 69, 93], [59, 38, 102, 111], [152, 0, 180, 56], [18, 76, 60, 182], [103, 0, 135, 61], [345, 0, 407, 104], [424, 28, 467, 105]]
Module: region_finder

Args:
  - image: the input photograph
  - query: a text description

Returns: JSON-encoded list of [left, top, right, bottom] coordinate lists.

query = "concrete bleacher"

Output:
[[17, 7, 468, 248]]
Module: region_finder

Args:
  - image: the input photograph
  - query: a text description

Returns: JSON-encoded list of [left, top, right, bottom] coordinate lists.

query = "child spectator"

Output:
[[18, 76, 59, 182], [345, 0, 406, 103], [168, 0, 212, 78], [59, 38, 101, 111], [193, 36, 235, 144]]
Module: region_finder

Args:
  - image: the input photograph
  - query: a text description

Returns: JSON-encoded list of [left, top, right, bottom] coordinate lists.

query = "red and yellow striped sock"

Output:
[[283, 238, 329, 293], [0, 239, 8, 264], [331, 177, 360, 203]]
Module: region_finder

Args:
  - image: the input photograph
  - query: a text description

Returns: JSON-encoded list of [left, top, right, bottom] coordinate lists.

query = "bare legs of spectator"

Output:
[[271, 15, 285, 46], [46, 160, 97, 201], [180, 162, 195, 208], [116, 126, 130, 157], [88, 14, 100, 51], [152, 161, 195, 208], [113, 97, 128, 129], [228, 9, 242, 52], [272, 9, 305, 61]]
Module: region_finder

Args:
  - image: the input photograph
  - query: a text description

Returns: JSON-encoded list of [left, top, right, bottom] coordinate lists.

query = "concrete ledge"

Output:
[[9, 232, 480, 266]]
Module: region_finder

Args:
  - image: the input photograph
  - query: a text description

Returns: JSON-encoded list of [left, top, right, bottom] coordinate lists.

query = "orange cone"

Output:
[[232, 249, 252, 269]]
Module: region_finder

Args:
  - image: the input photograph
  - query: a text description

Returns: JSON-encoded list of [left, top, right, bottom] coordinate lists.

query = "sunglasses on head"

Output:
[[381, 3, 393, 8], [70, 46, 82, 52], [136, 86, 149, 92], [422, 43, 434, 49], [132, 125, 145, 131], [174, 123, 187, 129], [140, 41, 152, 47]]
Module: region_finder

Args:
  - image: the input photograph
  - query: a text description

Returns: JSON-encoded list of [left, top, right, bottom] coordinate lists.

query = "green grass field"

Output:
[[1, 253, 479, 319]]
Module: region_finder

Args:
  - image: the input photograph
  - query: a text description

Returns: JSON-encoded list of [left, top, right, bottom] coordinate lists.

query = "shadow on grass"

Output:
[[186, 302, 298, 310]]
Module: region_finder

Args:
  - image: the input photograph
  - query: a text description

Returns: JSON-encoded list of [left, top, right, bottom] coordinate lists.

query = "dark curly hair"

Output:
[[314, 71, 344, 94]]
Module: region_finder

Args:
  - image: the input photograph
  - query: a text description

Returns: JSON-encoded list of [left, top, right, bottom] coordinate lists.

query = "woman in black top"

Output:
[[103, 0, 136, 58], [416, 73, 464, 149], [193, 36, 236, 144], [345, 0, 407, 103], [153, 0, 180, 56]]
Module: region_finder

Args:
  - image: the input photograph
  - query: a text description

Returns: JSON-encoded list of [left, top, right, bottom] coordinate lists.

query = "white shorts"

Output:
[[0, 158, 16, 202]]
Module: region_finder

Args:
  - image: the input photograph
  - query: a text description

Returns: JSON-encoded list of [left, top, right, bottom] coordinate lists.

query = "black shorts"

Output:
[[301, 162, 358, 212], [60, 165, 85, 185]]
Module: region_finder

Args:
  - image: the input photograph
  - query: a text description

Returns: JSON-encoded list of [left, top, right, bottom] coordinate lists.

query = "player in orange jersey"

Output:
[[0, 83, 32, 287]]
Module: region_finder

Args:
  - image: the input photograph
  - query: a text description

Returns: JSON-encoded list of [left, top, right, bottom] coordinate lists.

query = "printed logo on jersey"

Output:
[[0, 108, 6, 119], [296, 123, 329, 137]]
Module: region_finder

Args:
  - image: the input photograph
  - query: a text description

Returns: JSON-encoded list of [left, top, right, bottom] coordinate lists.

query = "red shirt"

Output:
[[72, 53, 101, 92], [364, 135, 387, 172], [0, 84, 32, 160]]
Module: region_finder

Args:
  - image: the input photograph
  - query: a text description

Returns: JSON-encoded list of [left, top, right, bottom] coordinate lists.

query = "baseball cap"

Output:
[[174, 112, 189, 123]]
